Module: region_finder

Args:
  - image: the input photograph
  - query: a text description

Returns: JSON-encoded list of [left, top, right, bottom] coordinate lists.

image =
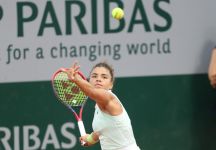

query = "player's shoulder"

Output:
[[107, 90, 117, 97]]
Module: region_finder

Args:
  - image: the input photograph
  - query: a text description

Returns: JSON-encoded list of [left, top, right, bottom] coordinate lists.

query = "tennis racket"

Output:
[[51, 68, 88, 144]]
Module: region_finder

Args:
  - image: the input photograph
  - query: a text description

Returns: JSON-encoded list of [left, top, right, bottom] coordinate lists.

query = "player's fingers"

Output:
[[83, 142, 89, 147], [79, 138, 83, 143], [74, 65, 80, 72], [69, 64, 80, 76], [62, 69, 69, 75], [66, 69, 73, 75], [79, 137, 88, 146], [79, 136, 85, 141], [68, 65, 80, 77], [63, 69, 75, 81], [72, 61, 79, 69], [60, 68, 68, 72]]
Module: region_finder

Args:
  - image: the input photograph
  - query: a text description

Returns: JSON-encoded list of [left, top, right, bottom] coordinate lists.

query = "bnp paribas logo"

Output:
[[15, 0, 172, 37]]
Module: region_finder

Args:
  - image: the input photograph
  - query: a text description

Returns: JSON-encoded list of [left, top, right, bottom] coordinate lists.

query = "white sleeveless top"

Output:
[[92, 91, 140, 150]]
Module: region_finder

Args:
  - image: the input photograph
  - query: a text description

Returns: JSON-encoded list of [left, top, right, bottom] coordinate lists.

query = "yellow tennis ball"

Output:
[[112, 7, 124, 20]]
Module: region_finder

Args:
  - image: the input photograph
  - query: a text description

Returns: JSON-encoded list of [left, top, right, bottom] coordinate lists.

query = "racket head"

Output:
[[51, 68, 88, 107]]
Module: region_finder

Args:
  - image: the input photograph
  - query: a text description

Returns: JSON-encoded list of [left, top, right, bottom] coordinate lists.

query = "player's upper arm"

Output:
[[88, 89, 115, 106]]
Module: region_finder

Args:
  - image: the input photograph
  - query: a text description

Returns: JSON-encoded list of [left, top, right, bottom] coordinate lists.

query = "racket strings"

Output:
[[53, 72, 87, 107]]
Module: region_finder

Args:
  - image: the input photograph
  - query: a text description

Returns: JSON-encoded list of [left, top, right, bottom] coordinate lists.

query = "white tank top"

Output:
[[92, 91, 140, 150]]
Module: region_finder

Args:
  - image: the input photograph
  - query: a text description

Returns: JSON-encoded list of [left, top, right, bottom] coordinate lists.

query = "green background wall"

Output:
[[1, 74, 216, 150]]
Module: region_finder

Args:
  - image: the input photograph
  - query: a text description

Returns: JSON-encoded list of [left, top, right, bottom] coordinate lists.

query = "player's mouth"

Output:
[[95, 83, 103, 88]]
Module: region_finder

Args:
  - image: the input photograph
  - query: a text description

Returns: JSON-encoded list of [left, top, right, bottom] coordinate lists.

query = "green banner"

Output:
[[1, 74, 216, 150]]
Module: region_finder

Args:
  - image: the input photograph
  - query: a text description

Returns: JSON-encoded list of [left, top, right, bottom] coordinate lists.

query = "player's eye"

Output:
[[102, 76, 108, 79], [91, 75, 97, 78]]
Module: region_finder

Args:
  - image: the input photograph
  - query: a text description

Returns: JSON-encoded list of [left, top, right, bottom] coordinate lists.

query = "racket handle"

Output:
[[78, 120, 86, 136], [78, 120, 86, 146]]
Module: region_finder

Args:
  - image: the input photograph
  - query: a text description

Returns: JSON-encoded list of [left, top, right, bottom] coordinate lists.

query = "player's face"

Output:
[[89, 67, 113, 90]]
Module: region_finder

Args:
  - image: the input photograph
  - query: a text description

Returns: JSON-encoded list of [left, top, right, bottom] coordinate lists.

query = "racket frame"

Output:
[[51, 68, 87, 138]]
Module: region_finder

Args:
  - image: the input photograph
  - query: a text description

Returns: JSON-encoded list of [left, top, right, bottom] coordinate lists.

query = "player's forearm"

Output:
[[74, 75, 100, 101], [73, 73, 113, 106]]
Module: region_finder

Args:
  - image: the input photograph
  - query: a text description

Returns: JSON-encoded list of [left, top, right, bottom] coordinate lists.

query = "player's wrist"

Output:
[[86, 133, 98, 145]]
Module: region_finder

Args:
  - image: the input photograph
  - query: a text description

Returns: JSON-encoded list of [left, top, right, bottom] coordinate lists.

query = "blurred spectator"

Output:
[[208, 47, 216, 88]]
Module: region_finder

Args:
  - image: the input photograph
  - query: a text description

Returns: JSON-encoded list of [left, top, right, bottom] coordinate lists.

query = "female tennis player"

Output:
[[64, 61, 140, 150]]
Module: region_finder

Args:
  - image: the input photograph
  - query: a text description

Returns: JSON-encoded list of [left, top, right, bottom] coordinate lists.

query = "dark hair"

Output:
[[90, 61, 115, 83]]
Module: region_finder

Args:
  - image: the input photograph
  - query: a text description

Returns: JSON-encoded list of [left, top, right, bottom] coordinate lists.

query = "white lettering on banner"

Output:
[[61, 123, 77, 148], [41, 125, 60, 149], [23, 125, 40, 150], [0, 127, 11, 150], [0, 123, 77, 150], [14, 127, 19, 150]]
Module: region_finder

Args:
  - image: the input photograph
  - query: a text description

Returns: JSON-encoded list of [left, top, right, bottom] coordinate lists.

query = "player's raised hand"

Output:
[[64, 62, 80, 81]]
